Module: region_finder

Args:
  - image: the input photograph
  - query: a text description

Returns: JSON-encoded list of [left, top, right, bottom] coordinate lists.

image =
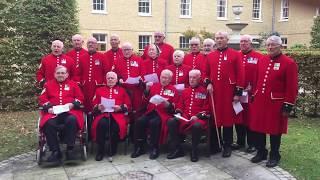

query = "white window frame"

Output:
[[252, 0, 262, 21], [281, 37, 288, 49], [138, 35, 152, 51], [280, 0, 289, 21], [138, 0, 152, 16], [315, 7, 320, 18], [92, 0, 107, 14], [180, 0, 192, 18], [179, 36, 190, 49], [217, 0, 228, 20], [92, 33, 107, 51]]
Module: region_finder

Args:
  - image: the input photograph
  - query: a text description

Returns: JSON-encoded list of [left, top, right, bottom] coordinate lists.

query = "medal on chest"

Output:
[[247, 57, 258, 64], [195, 92, 206, 99], [273, 63, 280, 70], [95, 59, 100, 65], [113, 89, 118, 94], [64, 84, 70, 91], [130, 61, 138, 67], [224, 55, 227, 61], [61, 59, 66, 64], [163, 89, 174, 97], [178, 71, 184, 77]]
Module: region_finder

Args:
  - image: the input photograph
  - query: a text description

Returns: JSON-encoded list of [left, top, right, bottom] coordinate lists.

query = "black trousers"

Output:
[[96, 117, 120, 148], [211, 126, 233, 149], [134, 111, 161, 148], [167, 118, 203, 151], [234, 124, 255, 147], [43, 113, 78, 152], [254, 131, 282, 158]]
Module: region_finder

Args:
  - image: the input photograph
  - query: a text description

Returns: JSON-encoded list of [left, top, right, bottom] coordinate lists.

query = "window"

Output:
[[217, 0, 227, 19], [281, 37, 288, 49], [92, 33, 107, 51], [92, 0, 107, 13], [138, 0, 151, 16], [252, 0, 262, 20], [138, 35, 151, 51], [179, 36, 190, 49], [280, 0, 289, 21], [180, 0, 192, 18]]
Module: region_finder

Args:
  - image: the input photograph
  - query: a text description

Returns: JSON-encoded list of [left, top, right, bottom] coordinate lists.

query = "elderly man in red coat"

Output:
[[231, 35, 264, 153], [205, 31, 245, 157], [131, 69, 179, 160], [91, 71, 131, 161], [142, 31, 174, 64], [36, 40, 76, 87], [202, 38, 216, 55], [249, 35, 298, 167], [39, 65, 84, 164], [76, 37, 108, 113], [167, 69, 210, 162], [104, 34, 123, 72], [141, 44, 168, 83], [66, 34, 88, 68], [166, 50, 192, 93], [183, 37, 206, 73], [114, 42, 144, 120]]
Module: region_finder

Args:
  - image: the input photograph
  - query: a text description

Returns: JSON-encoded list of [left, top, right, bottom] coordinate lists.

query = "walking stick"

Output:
[[108, 112, 113, 162], [210, 92, 221, 149]]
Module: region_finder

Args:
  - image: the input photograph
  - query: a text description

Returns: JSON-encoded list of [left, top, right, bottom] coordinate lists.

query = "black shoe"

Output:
[[95, 153, 104, 161], [167, 148, 185, 159], [251, 151, 267, 163], [266, 159, 280, 167], [46, 151, 62, 164], [190, 149, 199, 162], [149, 147, 159, 160], [65, 150, 77, 162], [246, 146, 257, 153], [131, 146, 145, 158], [231, 143, 244, 150], [222, 146, 232, 158]]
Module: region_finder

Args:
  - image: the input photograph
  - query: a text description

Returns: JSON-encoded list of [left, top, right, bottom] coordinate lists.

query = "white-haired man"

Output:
[[36, 40, 76, 87], [249, 35, 298, 167], [142, 31, 174, 64], [66, 34, 88, 68], [204, 31, 244, 158], [104, 34, 123, 71], [167, 69, 210, 162], [183, 37, 206, 73], [131, 69, 178, 160], [231, 35, 264, 153], [202, 38, 216, 55]]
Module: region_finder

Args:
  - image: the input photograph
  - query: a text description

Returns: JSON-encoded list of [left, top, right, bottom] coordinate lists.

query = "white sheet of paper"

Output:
[[240, 91, 249, 103], [53, 104, 70, 115], [101, 97, 115, 112], [149, 94, 167, 105], [125, 76, 141, 84], [174, 114, 191, 122], [174, 84, 185, 92], [233, 101, 244, 115], [144, 73, 159, 83]]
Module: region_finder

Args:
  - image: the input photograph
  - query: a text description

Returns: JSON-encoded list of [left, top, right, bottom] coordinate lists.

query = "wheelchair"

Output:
[[36, 110, 88, 165]]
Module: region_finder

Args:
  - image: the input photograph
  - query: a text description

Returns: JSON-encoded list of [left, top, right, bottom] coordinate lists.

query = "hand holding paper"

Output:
[[149, 94, 167, 105], [233, 101, 243, 115], [101, 97, 115, 112], [144, 73, 159, 83], [52, 104, 70, 115], [125, 76, 141, 84]]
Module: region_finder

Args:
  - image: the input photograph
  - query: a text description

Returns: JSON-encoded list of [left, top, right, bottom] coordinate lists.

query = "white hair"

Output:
[[121, 42, 133, 49], [240, 34, 252, 43], [106, 71, 118, 79], [203, 38, 215, 46], [72, 34, 83, 41], [154, 31, 165, 37], [189, 69, 201, 77], [215, 31, 229, 39], [189, 37, 201, 44], [110, 34, 120, 41], [87, 36, 97, 43], [266, 35, 282, 45], [52, 40, 64, 48], [55, 65, 67, 73], [161, 69, 173, 77], [173, 50, 185, 58]]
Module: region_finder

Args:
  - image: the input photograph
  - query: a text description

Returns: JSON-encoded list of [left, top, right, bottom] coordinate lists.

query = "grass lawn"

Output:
[[0, 111, 319, 179]]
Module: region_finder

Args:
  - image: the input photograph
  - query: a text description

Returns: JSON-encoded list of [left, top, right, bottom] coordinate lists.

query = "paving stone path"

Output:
[[0, 149, 296, 180]]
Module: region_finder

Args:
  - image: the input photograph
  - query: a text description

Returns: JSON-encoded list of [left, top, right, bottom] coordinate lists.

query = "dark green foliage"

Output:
[[310, 16, 320, 48], [0, 0, 79, 111]]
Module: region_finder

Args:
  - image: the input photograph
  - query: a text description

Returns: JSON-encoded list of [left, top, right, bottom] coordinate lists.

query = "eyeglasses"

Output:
[[190, 44, 199, 46], [154, 36, 163, 38]]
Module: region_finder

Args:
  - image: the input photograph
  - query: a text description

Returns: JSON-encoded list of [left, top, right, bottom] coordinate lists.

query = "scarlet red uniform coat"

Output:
[[176, 85, 210, 134], [104, 48, 123, 72], [206, 48, 245, 127], [66, 48, 88, 68], [144, 83, 179, 144], [114, 54, 144, 113], [76, 52, 109, 112], [249, 54, 298, 135], [236, 50, 264, 125], [39, 79, 84, 130], [166, 64, 192, 88], [91, 85, 131, 141], [141, 57, 168, 81], [142, 43, 174, 64], [36, 54, 76, 83]]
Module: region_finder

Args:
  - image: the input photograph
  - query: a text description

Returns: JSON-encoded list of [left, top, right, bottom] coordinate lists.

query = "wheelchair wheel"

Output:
[[81, 144, 87, 161], [36, 149, 42, 165]]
